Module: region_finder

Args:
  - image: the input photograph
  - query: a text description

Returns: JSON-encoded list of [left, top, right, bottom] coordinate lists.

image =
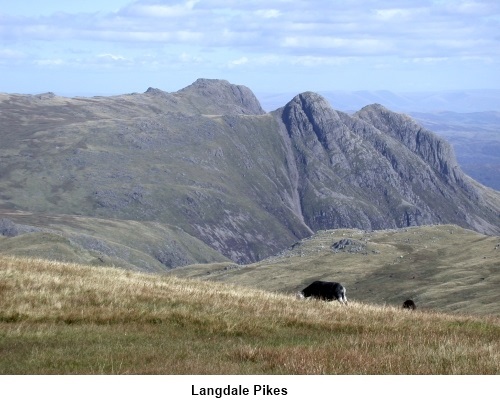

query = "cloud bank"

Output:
[[0, 0, 499, 94]]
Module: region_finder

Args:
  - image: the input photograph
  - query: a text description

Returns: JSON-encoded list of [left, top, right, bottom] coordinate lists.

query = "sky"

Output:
[[0, 0, 499, 96]]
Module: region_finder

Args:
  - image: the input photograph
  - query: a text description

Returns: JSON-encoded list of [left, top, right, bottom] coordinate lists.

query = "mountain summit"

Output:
[[177, 78, 266, 115], [275, 93, 499, 234], [142, 78, 265, 116], [0, 79, 499, 268]]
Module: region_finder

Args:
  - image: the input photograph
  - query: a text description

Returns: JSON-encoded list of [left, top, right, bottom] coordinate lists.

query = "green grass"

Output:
[[1, 255, 499, 374], [0, 213, 229, 271]]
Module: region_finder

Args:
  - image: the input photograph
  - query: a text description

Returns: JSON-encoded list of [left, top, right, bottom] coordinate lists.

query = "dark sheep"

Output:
[[297, 280, 348, 305], [402, 299, 416, 310]]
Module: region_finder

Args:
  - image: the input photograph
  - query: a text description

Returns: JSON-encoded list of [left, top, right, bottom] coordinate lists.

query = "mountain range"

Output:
[[258, 89, 500, 114], [260, 90, 500, 192], [1, 79, 499, 270], [409, 111, 500, 191]]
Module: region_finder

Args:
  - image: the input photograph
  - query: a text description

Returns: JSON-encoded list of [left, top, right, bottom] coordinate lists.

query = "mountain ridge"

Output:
[[0, 79, 499, 269], [275, 92, 499, 233]]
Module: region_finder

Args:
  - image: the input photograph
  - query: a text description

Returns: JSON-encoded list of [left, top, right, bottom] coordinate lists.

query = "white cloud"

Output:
[[179, 52, 204, 63], [228, 56, 249, 67], [291, 55, 358, 67], [1, 0, 499, 94], [2, 0, 498, 61], [374, 8, 416, 20], [34, 58, 65, 66], [452, 0, 493, 15], [121, 0, 199, 18], [98, 53, 126, 61], [0, 48, 26, 61], [407, 57, 449, 64], [254, 9, 281, 18], [459, 55, 494, 63], [282, 36, 392, 55]]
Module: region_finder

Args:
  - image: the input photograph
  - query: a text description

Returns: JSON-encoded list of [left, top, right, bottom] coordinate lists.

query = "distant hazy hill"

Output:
[[1, 79, 499, 270], [258, 89, 500, 113], [410, 111, 500, 191]]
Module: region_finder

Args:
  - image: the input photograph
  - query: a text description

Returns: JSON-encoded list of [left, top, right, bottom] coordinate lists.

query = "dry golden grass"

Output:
[[1, 255, 499, 374], [172, 225, 500, 316]]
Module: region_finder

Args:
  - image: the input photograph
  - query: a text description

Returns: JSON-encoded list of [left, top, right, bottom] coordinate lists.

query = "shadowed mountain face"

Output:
[[1, 79, 499, 268]]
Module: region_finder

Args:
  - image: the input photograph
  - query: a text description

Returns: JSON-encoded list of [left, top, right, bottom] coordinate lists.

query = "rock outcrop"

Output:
[[177, 78, 266, 115], [275, 92, 499, 234]]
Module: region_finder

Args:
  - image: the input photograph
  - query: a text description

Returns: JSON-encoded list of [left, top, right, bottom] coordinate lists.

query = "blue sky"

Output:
[[1, 0, 499, 96]]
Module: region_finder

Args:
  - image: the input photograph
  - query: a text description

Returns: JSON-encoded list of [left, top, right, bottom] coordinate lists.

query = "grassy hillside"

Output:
[[0, 211, 229, 272], [1, 255, 499, 374], [171, 225, 500, 316], [0, 87, 311, 264]]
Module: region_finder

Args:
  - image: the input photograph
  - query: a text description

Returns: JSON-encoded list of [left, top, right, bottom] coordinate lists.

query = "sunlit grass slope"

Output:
[[172, 225, 500, 316], [1, 255, 499, 374]]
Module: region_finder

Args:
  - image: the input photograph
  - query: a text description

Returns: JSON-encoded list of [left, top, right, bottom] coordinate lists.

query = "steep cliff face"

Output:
[[355, 104, 466, 187], [275, 93, 500, 234], [176, 78, 266, 115]]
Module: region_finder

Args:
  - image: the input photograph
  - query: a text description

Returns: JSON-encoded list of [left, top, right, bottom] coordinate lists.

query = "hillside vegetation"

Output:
[[171, 225, 500, 317], [0, 213, 228, 272], [1, 255, 499, 374]]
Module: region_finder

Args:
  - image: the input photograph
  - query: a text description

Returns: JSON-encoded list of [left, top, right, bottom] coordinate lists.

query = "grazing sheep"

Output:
[[402, 299, 416, 310], [298, 280, 348, 305]]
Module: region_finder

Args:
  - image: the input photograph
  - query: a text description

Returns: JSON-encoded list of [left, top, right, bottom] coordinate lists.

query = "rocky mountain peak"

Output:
[[281, 91, 344, 139], [355, 104, 465, 185], [285, 92, 339, 117], [144, 87, 167, 96], [177, 78, 265, 115]]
